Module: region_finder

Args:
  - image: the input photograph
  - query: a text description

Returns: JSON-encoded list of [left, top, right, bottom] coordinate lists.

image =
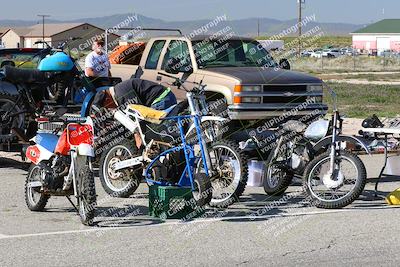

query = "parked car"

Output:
[[116, 35, 327, 123], [310, 50, 323, 58], [301, 50, 314, 57], [339, 48, 348, 55], [346, 48, 358, 56], [322, 49, 341, 58]]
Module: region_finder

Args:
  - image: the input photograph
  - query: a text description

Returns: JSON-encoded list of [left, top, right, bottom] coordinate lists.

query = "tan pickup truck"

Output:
[[111, 35, 327, 121]]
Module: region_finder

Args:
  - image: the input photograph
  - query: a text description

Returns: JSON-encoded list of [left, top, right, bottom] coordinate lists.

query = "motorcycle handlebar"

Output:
[[157, 72, 205, 92]]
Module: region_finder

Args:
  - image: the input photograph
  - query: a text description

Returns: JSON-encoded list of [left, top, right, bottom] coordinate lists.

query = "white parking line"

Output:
[[0, 209, 347, 240]]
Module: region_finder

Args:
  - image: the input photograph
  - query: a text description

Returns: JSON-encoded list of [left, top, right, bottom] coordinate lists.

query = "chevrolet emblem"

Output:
[[283, 92, 295, 97]]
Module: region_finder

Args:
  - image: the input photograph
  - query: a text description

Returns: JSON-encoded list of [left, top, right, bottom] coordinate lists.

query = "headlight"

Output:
[[242, 85, 261, 92], [307, 85, 323, 93]]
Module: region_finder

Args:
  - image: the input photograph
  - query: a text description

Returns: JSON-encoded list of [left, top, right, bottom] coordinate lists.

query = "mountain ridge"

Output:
[[0, 13, 363, 36]]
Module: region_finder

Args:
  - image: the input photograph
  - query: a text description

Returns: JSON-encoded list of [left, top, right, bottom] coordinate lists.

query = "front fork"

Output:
[[193, 116, 213, 177], [68, 150, 91, 198], [329, 112, 339, 175]]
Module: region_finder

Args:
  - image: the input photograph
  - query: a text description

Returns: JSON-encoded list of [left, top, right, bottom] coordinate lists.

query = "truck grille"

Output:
[[263, 85, 307, 92], [263, 85, 308, 104]]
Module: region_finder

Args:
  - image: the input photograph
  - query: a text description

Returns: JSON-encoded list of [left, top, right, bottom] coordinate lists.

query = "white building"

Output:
[[0, 23, 119, 51], [351, 19, 400, 54]]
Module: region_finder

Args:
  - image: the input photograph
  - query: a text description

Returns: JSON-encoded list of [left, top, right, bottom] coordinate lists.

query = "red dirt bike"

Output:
[[24, 114, 97, 226]]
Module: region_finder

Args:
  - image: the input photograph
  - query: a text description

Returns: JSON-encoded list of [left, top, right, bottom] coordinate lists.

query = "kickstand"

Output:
[[66, 196, 79, 213]]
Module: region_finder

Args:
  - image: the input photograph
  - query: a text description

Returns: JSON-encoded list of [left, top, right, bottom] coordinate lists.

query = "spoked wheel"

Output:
[[77, 164, 97, 226], [99, 140, 141, 198], [192, 173, 212, 207], [0, 94, 25, 143], [263, 143, 294, 196], [303, 151, 367, 209], [198, 140, 248, 208], [186, 120, 224, 145], [25, 164, 50, 211]]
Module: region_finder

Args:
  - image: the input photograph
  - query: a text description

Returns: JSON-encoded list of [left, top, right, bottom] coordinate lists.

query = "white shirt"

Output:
[[85, 51, 111, 77]]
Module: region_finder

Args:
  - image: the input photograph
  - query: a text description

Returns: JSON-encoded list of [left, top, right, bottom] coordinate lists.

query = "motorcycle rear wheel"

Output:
[[99, 140, 141, 198], [192, 173, 212, 207], [263, 143, 294, 196], [25, 164, 50, 211], [0, 93, 25, 143]]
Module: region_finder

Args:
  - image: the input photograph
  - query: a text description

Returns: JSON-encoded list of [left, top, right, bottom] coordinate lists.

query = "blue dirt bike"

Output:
[[98, 71, 248, 208]]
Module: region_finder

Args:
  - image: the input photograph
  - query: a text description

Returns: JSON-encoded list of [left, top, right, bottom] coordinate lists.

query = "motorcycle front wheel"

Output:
[[303, 150, 367, 209], [77, 163, 97, 226], [198, 140, 248, 208]]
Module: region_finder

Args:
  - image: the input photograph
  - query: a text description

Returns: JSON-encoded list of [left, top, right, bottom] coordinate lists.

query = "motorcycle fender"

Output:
[[26, 144, 54, 164], [77, 143, 95, 157], [186, 116, 228, 137], [313, 135, 371, 155]]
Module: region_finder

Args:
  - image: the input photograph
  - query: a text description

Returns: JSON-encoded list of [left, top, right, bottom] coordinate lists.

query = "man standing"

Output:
[[85, 37, 111, 77]]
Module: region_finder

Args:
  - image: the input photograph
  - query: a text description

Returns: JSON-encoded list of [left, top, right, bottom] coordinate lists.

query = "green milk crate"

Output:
[[148, 185, 205, 220]]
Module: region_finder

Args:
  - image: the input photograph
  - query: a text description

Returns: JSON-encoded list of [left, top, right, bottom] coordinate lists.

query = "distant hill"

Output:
[[0, 13, 362, 36]]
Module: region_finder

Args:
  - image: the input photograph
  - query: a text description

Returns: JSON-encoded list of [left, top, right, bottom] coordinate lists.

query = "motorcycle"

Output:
[[0, 38, 120, 147], [253, 84, 369, 208], [98, 67, 248, 208], [25, 114, 97, 225]]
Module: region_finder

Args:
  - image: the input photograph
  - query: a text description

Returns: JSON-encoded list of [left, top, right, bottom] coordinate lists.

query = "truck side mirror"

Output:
[[165, 57, 193, 74], [279, 58, 290, 70]]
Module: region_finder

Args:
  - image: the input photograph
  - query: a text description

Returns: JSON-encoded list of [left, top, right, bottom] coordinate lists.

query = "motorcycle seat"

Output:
[[128, 104, 167, 124], [3, 65, 47, 84]]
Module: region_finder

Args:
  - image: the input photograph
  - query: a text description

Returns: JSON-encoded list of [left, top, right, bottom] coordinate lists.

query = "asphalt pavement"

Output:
[[0, 153, 400, 266]]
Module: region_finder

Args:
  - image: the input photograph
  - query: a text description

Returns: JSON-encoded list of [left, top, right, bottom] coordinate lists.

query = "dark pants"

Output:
[[150, 91, 177, 110]]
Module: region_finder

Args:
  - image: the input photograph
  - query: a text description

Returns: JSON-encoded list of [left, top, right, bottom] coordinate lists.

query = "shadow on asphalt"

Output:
[[95, 204, 164, 227], [0, 157, 29, 170]]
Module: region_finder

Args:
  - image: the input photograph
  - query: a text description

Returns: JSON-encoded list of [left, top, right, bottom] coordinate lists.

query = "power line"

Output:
[[298, 0, 305, 56]]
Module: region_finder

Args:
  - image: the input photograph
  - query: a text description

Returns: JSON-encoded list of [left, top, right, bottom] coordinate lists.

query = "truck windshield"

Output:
[[192, 39, 277, 69]]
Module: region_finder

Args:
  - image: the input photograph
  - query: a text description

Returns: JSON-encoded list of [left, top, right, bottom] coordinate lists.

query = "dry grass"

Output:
[[324, 83, 400, 118], [291, 56, 400, 73]]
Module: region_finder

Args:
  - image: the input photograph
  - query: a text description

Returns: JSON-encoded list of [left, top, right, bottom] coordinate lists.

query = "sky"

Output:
[[0, 0, 399, 24]]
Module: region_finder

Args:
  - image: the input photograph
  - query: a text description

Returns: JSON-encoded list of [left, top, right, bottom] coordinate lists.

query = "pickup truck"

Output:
[[111, 35, 327, 122]]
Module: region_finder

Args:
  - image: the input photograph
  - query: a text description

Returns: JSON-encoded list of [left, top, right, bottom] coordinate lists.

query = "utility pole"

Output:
[[37, 14, 50, 44], [257, 19, 260, 37], [298, 0, 305, 56]]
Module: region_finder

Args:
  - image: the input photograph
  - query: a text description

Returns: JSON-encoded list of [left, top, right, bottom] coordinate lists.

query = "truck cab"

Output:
[[127, 35, 327, 122]]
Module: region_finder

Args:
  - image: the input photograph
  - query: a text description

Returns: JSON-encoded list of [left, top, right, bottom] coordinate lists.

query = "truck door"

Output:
[[140, 40, 167, 82], [157, 40, 196, 102]]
